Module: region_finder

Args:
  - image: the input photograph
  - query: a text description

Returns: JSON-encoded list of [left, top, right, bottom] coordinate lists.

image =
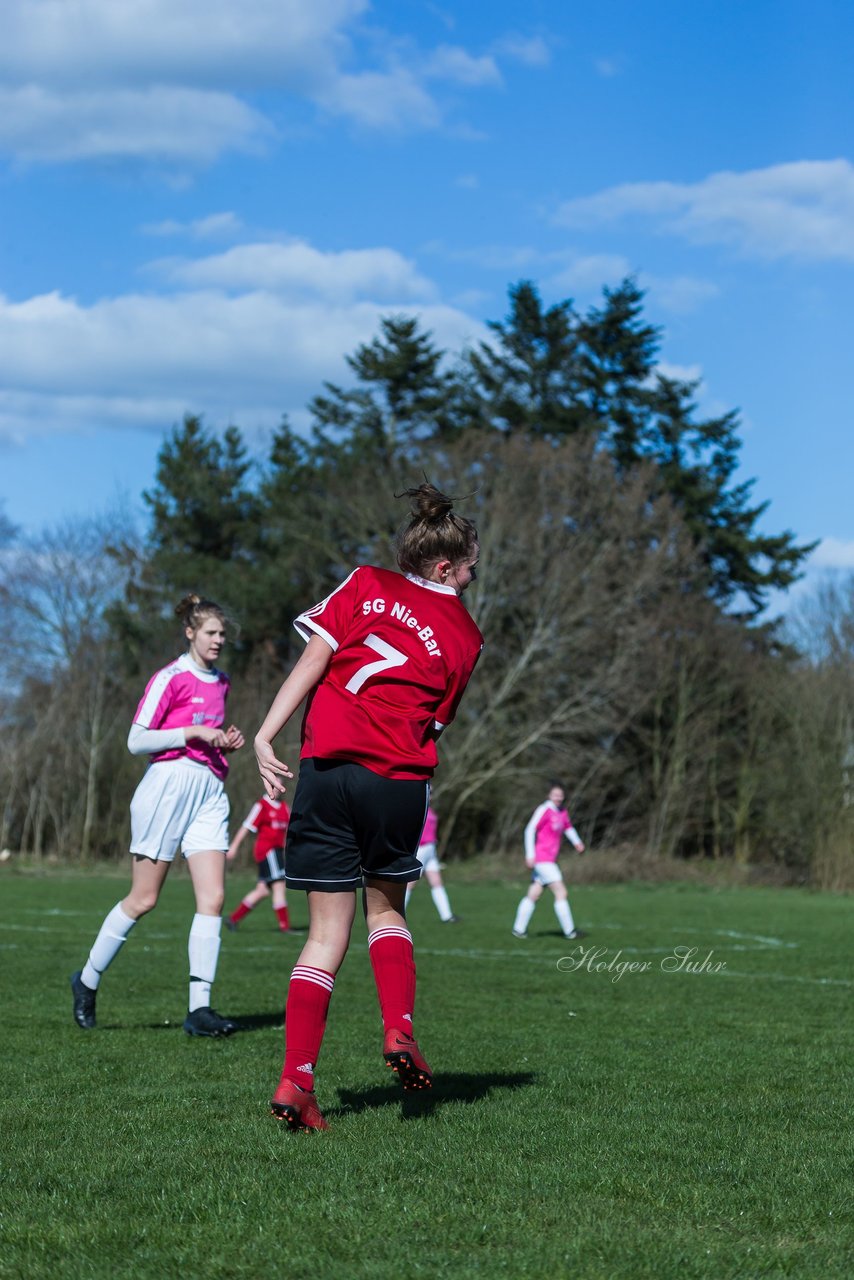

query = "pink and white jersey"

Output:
[[133, 653, 231, 781], [419, 806, 438, 847], [525, 801, 573, 863]]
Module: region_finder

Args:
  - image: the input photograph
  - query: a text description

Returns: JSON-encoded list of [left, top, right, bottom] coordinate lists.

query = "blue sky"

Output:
[[1, 0, 852, 592]]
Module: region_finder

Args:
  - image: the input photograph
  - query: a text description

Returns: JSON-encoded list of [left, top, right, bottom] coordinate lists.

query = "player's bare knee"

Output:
[[125, 890, 158, 917]]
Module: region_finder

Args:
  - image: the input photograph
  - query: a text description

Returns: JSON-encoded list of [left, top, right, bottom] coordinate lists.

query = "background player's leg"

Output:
[[227, 880, 269, 929], [425, 866, 456, 922], [72, 856, 170, 1029], [513, 881, 542, 936], [549, 880, 577, 937], [184, 850, 231, 1031], [271, 879, 289, 931]]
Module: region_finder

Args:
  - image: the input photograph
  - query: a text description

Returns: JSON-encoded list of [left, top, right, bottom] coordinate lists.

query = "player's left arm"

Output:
[[565, 823, 586, 854]]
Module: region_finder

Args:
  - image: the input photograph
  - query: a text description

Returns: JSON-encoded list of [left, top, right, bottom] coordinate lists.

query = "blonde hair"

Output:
[[396, 483, 478, 577]]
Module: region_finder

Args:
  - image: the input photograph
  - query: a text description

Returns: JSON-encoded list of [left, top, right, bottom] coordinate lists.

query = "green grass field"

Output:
[[1, 868, 852, 1280]]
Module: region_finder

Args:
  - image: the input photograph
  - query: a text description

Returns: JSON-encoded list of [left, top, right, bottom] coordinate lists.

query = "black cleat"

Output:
[[224, 919, 238, 932], [565, 929, 587, 940], [442, 915, 461, 923], [70, 970, 97, 1029], [183, 1006, 239, 1037]]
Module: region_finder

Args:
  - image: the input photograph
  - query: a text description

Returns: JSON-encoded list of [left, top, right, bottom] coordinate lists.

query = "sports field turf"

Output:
[[1, 869, 852, 1279]]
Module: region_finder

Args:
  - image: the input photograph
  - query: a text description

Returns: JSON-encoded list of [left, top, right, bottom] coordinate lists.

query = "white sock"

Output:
[[82, 902, 137, 989], [188, 914, 222, 1012], [431, 886, 453, 921], [404, 884, 414, 909], [554, 899, 576, 936], [513, 897, 536, 934]]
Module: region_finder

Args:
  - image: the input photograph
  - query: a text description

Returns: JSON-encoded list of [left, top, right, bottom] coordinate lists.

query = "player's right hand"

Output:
[[189, 725, 229, 748], [254, 736, 294, 800]]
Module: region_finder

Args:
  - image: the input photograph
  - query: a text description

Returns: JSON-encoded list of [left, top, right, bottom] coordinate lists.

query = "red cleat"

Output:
[[270, 1078, 329, 1131], [383, 1027, 433, 1091]]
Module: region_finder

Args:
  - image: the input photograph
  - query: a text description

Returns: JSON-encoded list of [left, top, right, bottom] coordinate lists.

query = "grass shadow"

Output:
[[329, 1070, 536, 1121], [143, 1010, 283, 1032]]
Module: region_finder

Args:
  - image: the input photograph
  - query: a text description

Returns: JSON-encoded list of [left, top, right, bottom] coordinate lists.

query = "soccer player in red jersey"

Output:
[[254, 484, 483, 1131], [70, 595, 245, 1038], [225, 796, 291, 932]]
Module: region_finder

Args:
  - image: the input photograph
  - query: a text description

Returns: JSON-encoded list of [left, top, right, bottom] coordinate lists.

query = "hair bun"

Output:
[[404, 482, 454, 523], [174, 593, 202, 618]]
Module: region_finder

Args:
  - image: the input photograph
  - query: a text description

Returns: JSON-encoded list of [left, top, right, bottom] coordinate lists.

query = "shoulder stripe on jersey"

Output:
[[244, 801, 263, 831], [293, 616, 339, 651], [297, 567, 362, 621], [134, 662, 182, 729]]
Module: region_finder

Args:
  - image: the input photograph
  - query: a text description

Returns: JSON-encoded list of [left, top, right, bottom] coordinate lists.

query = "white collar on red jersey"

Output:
[[405, 572, 457, 596]]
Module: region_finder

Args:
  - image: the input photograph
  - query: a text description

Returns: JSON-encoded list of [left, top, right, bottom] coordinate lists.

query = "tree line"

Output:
[[1, 280, 852, 886]]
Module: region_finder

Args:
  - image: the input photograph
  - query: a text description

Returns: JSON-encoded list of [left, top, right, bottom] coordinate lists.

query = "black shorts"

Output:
[[284, 759, 428, 893], [257, 849, 286, 884]]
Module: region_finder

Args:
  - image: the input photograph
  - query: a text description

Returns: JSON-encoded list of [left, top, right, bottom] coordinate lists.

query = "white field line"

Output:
[[593, 922, 798, 949]]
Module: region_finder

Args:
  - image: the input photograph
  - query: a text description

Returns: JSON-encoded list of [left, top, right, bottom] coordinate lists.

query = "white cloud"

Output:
[[143, 212, 244, 240], [455, 173, 479, 190], [554, 160, 854, 263], [656, 360, 704, 385], [492, 34, 552, 67], [315, 68, 440, 130], [644, 274, 720, 314], [0, 86, 271, 164], [593, 56, 624, 78], [548, 254, 632, 292], [0, 247, 486, 443], [424, 45, 501, 86], [811, 538, 854, 570], [153, 241, 436, 302], [0, 0, 364, 88], [0, 0, 541, 163]]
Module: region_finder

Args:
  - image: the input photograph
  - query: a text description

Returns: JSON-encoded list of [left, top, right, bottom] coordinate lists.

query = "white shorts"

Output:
[[532, 862, 563, 887], [416, 841, 439, 873], [129, 760, 229, 862]]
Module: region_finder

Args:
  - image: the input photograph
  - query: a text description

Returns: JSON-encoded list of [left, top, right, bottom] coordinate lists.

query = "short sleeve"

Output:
[[293, 568, 362, 651], [243, 802, 263, 832]]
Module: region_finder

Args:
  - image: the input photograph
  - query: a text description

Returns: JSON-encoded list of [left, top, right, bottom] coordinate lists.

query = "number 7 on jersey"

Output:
[[345, 633, 409, 694]]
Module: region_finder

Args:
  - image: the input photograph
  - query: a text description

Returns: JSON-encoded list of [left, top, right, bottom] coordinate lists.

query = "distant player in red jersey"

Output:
[[225, 796, 291, 932], [404, 804, 459, 922], [255, 483, 483, 1131], [70, 595, 245, 1038], [512, 784, 587, 940]]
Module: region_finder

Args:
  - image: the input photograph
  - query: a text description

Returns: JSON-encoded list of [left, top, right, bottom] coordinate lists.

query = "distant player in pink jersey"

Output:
[[255, 484, 482, 1131], [225, 796, 291, 932], [512, 784, 587, 940], [404, 804, 459, 923], [71, 595, 245, 1038]]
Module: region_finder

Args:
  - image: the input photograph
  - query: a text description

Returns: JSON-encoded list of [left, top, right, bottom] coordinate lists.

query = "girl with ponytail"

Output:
[[255, 483, 482, 1130]]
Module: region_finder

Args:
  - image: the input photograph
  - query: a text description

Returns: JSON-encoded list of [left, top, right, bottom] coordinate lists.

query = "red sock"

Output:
[[368, 926, 416, 1034], [230, 901, 252, 925], [280, 965, 335, 1093], [275, 905, 290, 931]]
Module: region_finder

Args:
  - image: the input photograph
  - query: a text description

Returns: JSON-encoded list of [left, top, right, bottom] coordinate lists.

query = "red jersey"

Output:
[[242, 796, 290, 861], [294, 566, 483, 780]]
